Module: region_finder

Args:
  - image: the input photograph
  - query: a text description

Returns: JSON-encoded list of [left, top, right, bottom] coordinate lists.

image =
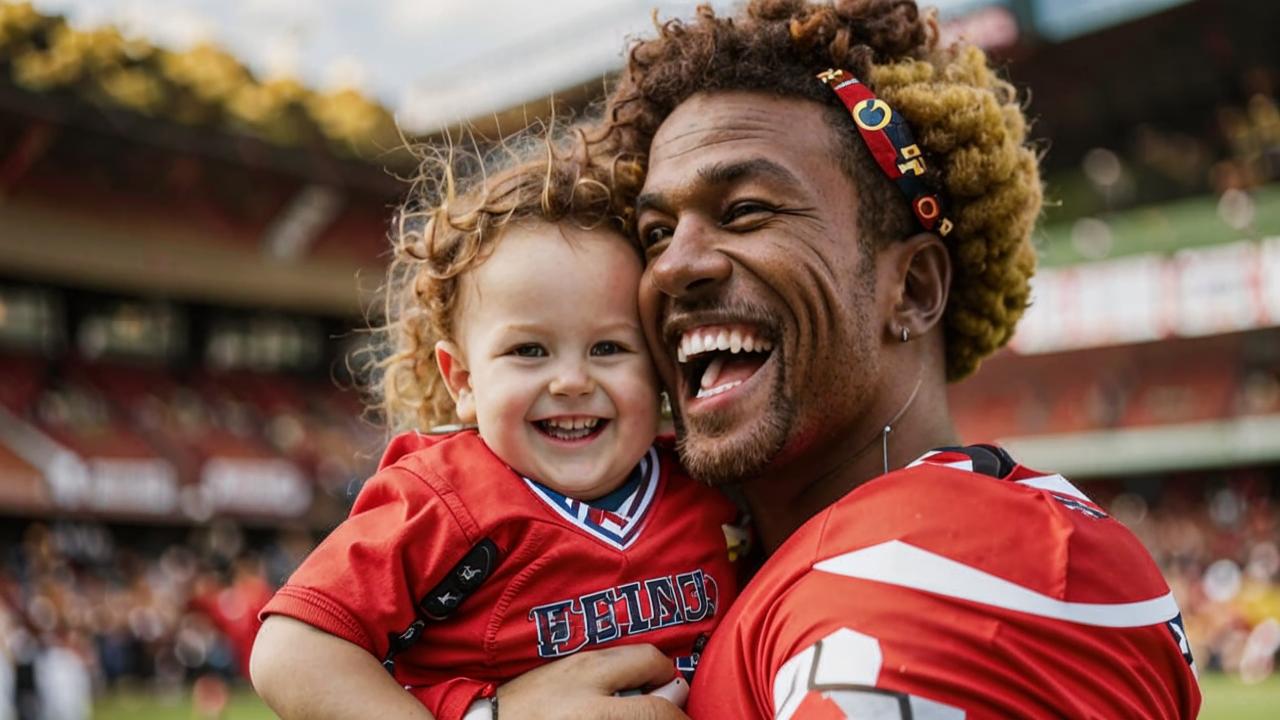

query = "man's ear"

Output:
[[435, 340, 477, 424], [888, 232, 952, 341]]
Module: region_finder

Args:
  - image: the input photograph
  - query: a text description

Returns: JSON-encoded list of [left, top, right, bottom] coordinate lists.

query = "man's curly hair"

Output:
[[602, 0, 1041, 380], [372, 133, 635, 433]]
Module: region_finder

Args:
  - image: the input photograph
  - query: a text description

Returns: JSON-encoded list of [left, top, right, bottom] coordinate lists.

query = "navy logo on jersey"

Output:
[[528, 569, 719, 658], [1051, 494, 1107, 519], [1166, 613, 1196, 668], [675, 633, 710, 682]]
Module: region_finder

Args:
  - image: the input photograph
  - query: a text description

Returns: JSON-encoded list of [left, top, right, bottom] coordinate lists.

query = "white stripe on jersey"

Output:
[[1013, 473, 1091, 502], [906, 451, 973, 471], [813, 540, 1179, 628]]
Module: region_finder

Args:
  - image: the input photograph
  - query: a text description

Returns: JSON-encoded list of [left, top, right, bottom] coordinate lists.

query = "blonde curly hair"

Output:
[[371, 133, 638, 433], [602, 0, 1042, 380]]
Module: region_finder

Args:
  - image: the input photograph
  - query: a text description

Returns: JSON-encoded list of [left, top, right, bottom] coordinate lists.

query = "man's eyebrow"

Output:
[[636, 157, 801, 215], [635, 190, 667, 216], [699, 157, 800, 187]]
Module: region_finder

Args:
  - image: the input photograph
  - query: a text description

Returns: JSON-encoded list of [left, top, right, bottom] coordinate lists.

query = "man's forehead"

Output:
[[649, 92, 831, 167], [644, 96, 839, 203]]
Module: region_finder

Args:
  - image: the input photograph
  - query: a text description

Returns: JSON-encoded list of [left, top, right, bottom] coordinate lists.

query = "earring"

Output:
[[901, 327, 910, 343]]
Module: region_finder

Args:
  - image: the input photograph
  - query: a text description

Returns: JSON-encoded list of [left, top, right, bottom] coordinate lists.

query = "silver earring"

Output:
[[901, 327, 910, 343]]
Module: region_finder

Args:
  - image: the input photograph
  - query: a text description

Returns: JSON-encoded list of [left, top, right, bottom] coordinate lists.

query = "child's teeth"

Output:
[[540, 418, 600, 436]]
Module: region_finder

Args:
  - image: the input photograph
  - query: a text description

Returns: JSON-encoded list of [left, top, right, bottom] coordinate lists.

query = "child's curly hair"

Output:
[[602, 0, 1042, 380], [372, 131, 638, 433]]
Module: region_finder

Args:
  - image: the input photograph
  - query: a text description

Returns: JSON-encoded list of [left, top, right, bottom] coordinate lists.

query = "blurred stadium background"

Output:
[[0, 0, 1276, 717]]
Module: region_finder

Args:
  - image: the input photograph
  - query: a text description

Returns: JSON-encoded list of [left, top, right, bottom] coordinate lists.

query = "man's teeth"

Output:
[[677, 328, 773, 364], [696, 381, 742, 399]]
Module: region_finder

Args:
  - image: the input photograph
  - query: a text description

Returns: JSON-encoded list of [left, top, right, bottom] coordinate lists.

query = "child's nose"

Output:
[[549, 363, 595, 396]]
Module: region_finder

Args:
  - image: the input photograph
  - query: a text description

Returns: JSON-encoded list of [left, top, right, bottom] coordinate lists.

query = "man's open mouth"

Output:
[[677, 324, 774, 400], [534, 416, 608, 441]]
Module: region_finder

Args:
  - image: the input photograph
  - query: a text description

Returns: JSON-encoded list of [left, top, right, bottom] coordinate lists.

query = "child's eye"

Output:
[[591, 341, 625, 356], [509, 344, 546, 358]]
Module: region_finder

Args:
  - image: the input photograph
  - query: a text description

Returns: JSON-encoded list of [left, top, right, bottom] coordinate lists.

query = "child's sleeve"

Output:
[[259, 463, 476, 662], [409, 679, 495, 720]]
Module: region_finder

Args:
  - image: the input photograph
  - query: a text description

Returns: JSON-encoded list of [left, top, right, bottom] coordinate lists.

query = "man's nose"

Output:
[[548, 360, 595, 396], [647, 216, 732, 298]]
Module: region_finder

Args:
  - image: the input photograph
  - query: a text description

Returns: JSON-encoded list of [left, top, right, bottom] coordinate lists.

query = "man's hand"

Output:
[[496, 645, 690, 720]]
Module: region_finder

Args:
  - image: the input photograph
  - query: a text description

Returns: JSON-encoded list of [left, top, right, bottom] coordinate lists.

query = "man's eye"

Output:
[[722, 201, 773, 225], [642, 225, 672, 249], [591, 341, 625, 356], [510, 344, 546, 358]]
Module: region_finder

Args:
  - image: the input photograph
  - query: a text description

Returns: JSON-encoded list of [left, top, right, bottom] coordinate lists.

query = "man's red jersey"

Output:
[[687, 446, 1200, 719], [261, 430, 738, 715]]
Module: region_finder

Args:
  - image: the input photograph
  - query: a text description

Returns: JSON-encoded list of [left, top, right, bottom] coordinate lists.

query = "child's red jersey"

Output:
[[261, 429, 738, 715], [687, 447, 1200, 720]]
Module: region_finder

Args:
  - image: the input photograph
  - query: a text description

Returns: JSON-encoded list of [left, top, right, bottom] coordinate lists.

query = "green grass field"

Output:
[[1197, 673, 1280, 720], [92, 673, 1280, 719]]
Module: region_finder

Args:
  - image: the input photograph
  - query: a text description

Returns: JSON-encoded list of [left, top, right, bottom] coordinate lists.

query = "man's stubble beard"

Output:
[[673, 358, 794, 486]]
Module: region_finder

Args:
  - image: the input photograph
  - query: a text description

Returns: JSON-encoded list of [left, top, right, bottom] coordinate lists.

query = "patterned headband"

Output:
[[817, 68, 953, 238]]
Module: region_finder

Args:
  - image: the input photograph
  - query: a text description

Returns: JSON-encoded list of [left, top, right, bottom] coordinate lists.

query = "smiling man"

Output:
[[569, 0, 1203, 717]]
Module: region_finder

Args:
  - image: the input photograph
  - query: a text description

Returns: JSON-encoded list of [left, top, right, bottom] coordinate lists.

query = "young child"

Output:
[[250, 141, 741, 720]]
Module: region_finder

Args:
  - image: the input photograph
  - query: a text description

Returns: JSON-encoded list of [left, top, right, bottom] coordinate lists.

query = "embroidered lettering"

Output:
[[529, 570, 718, 658]]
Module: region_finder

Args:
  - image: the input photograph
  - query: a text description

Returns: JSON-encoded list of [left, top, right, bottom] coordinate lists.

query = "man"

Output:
[[503, 1, 1200, 717]]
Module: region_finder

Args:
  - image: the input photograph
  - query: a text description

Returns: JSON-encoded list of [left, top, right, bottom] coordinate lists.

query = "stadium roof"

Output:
[[0, 2, 399, 157], [22, 0, 1017, 138]]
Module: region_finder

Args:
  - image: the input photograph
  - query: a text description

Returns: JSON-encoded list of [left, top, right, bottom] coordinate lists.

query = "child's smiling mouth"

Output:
[[533, 416, 609, 442]]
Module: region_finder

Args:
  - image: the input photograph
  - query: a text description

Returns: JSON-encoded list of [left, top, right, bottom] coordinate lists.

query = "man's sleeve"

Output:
[[762, 570, 971, 720], [763, 560, 1197, 719], [259, 465, 475, 661]]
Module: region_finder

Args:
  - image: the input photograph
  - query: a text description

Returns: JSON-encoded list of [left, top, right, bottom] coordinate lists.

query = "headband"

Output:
[[817, 68, 953, 238]]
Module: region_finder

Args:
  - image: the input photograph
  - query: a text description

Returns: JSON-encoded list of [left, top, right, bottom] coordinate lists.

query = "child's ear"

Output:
[[435, 340, 477, 424]]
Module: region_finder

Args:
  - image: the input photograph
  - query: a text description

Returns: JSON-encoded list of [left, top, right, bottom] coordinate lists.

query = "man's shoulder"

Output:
[[804, 446, 1169, 603], [721, 448, 1190, 718]]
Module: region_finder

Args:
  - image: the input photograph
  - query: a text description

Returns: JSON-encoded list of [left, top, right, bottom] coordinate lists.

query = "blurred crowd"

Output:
[[1097, 476, 1280, 682], [0, 520, 317, 720]]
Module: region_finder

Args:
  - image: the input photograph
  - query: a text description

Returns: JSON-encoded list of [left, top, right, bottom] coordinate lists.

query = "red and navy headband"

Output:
[[817, 68, 953, 238]]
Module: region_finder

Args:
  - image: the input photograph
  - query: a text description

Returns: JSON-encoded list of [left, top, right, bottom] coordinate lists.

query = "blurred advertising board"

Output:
[[1012, 237, 1280, 354]]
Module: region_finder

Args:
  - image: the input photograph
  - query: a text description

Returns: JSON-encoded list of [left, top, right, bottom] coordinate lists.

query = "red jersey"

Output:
[[261, 430, 738, 716], [687, 446, 1200, 719]]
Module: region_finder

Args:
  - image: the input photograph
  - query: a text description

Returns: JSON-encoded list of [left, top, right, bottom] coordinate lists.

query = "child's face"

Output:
[[438, 222, 660, 499]]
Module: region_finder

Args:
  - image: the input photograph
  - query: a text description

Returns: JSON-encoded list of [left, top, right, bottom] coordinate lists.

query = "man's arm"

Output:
[[251, 615, 434, 720]]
